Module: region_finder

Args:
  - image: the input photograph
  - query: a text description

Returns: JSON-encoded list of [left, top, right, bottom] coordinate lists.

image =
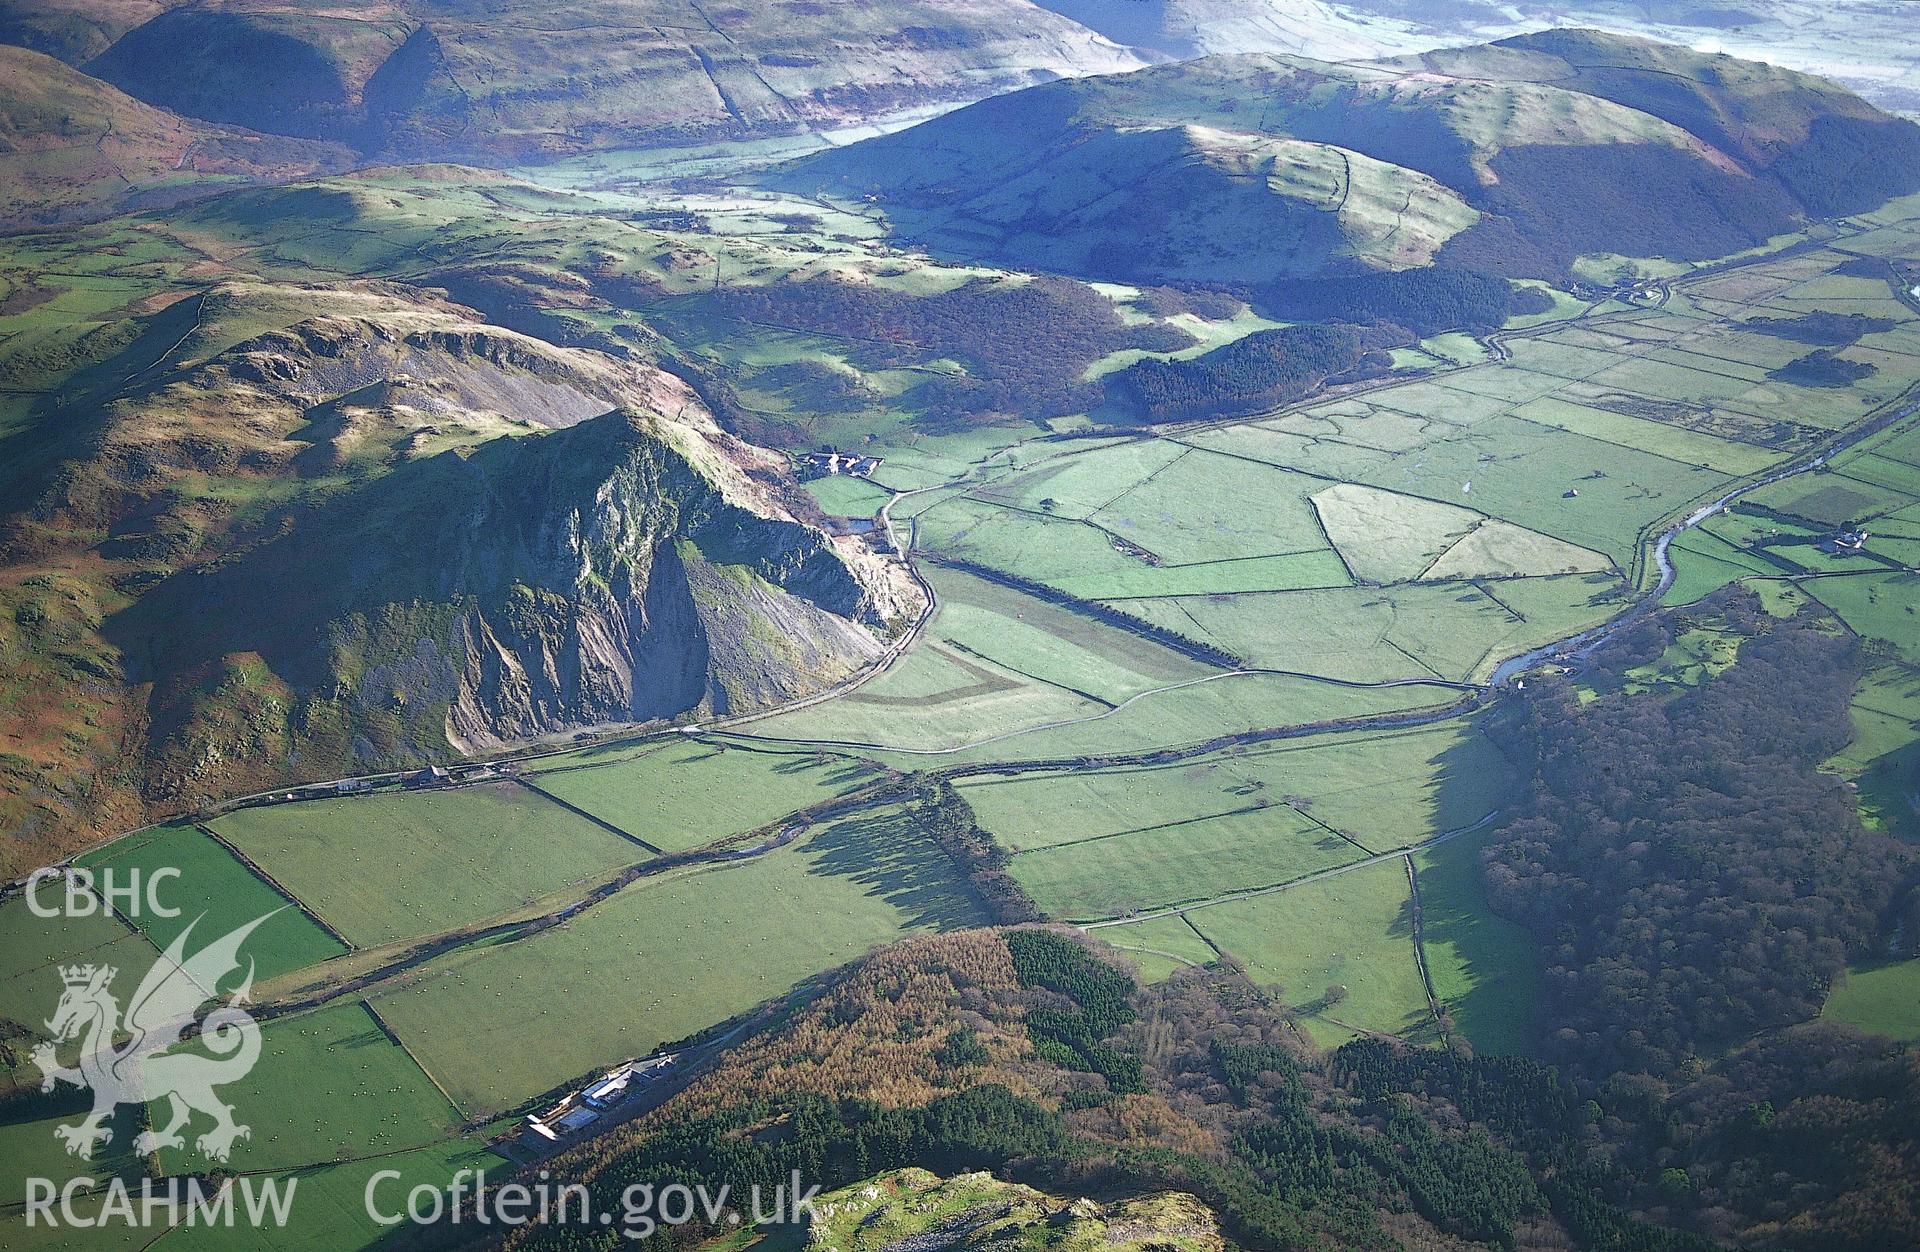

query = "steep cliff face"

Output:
[[0, 281, 918, 864], [112, 391, 916, 803], [299, 406, 900, 755]]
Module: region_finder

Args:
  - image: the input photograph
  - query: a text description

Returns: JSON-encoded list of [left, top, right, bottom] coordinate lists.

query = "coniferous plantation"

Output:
[[2, 5, 1920, 1251]]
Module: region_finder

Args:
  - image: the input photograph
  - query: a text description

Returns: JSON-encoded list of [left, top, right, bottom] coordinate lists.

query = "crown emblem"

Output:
[[58, 964, 110, 987]]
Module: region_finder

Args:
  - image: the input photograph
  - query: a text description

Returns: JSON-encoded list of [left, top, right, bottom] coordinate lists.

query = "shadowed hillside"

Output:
[[0, 44, 350, 227], [70, 0, 1142, 161], [777, 31, 1920, 286]]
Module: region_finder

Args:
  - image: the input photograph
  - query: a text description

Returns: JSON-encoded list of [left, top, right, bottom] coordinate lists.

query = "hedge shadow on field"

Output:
[[805, 807, 984, 931], [1385, 889, 1437, 1045], [1404, 728, 1544, 1056]]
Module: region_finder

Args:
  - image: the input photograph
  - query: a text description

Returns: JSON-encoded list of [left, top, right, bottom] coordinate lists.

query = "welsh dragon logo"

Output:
[[31, 913, 273, 1163]]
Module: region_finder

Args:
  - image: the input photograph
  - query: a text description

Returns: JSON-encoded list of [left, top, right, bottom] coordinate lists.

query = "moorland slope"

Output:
[[69, 0, 1141, 161], [778, 30, 1920, 284], [0, 45, 350, 227], [1032, 0, 1920, 117]]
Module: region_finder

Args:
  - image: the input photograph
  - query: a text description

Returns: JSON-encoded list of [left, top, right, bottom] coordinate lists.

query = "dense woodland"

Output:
[[1476, 595, 1920, 1244], [1748, 312, 1898, 348], [1770, 352, 1878, 388], [686, 275, 1192, 430], [1483, 600, 1916, 1078], [1257, 267, 1532, 336], [1106, 324, 1396, 421], [921, 779, 1044, 925]]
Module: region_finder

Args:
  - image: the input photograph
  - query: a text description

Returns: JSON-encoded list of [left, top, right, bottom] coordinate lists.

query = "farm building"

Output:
[[555, 1105, 600, 1133], [516, 1053, 680, 1152], [584, 1070, 641, 1109], [801, 451, 884, 478]]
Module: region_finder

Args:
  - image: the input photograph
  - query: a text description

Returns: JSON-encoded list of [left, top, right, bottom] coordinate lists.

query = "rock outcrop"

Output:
[[1, 281, 919, 858]]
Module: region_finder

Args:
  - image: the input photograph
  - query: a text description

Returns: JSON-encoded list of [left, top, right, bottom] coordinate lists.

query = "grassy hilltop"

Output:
[[777, 30, 1920, 284]]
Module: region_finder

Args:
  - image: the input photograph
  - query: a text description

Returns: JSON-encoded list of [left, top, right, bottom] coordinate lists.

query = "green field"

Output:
[[1119, 575, 1620, 684], [1822, 959, 1920, 1041], [1183, 857, 1434, 1049], [1311, 482, 1480, 583], [1809, 563, 1920, 844], [1051, 551, 1353, 600], [1413, 833, 1542, 1056], [0, 1200, 154, 1252], [524, 738, 882, 852], [1186, 412, 1726, 572], [739, 560, 1230, 751], [153, 1001, 463, 1172], [916, 566, 1213, 703], [1259, 726, 1513, 849], [369, 802, 986, 1113], [1100, 914, 1219, 983], [1007, 804, 1361, 921], [212, 784, 646, 947], [1842, 664, 1920, 840], [1661, 533, 1786, 606], [0, 1104, 143, 1211], [918, 446, 1352, 596], [802, 474, 892, 516], [76, 823, 346, 980], [745, 635, 1102, 751], [961, 722, 1511, 858], [961, 764, 1276, 855], [1807, 573, 1920, 660], [892, 672, 1458, 766], [0, 900, 159, 1086], [146, 1137, 503, 1252]]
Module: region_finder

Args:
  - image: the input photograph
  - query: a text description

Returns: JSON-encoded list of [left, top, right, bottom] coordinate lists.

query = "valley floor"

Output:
[[6, 189, 1920, 1252]]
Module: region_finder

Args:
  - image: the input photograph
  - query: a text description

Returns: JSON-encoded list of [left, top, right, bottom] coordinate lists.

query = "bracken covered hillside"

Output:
[[0, 281, 919, 874]]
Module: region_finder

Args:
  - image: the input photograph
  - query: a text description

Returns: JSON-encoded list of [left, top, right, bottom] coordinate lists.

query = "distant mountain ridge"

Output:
[[45, 0, 1143, 162], [0, 45, 352, 227], [1030, 0, 1920, 118], [776, 29, 1920, 285]]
